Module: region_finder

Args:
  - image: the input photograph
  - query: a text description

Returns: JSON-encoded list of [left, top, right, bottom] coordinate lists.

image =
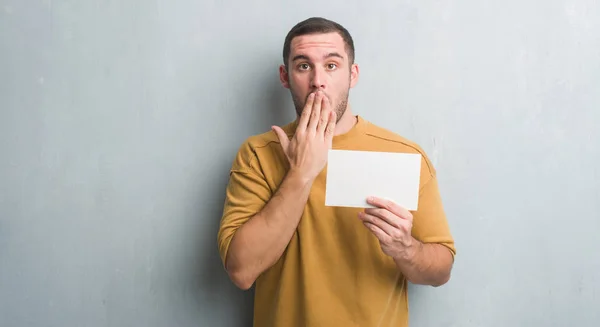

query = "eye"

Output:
[[327, 63, 337, 70], [298, 63, 310, 70]]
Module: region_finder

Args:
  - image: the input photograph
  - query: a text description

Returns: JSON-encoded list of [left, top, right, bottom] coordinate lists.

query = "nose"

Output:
[[310, 67, 326, 90]]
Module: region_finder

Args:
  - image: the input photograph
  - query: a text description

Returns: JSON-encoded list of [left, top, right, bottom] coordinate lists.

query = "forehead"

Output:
[[290, 32, 347, 59]]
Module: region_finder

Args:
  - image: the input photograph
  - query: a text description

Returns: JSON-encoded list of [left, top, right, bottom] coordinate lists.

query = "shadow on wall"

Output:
[[190, 58, 293, 325], [245, 59, 297, 132], [261, 68, 296, 130]]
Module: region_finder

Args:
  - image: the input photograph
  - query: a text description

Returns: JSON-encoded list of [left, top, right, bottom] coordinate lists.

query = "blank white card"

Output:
[[324, 150, 422, 210]]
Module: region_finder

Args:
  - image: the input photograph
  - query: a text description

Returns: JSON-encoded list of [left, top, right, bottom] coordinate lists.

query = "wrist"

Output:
[[393, 237, 423, 266], [285, 169, 315, 188], [286, 169, 315, 184]]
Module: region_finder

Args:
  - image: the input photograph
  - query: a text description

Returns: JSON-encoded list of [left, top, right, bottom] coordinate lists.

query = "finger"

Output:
[[324, 111, 336, 144], [362, 221, 390, 242], [367, 196, 413, 221], [307, 91, 323, 132], [297, 93, 315, 133], [271, 125, 290, 150], [316, 95, 331, 135], [358, 211, 396, 237], [364, 207, 404, 229]]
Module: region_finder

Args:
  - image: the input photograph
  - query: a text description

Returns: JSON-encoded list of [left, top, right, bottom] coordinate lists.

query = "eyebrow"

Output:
[[292, 52, 344, 62]]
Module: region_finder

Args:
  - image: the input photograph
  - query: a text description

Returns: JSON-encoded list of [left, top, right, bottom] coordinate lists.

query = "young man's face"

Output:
[[280, 32, 359, 122]]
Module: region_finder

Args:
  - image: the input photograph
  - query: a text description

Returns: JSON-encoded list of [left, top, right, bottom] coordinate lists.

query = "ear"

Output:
[[350, 63, 360, 88], [279, 65, 290, 89]]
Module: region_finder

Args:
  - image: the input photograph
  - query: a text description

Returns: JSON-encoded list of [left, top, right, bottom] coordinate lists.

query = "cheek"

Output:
[[290, 76, 309, 92], [290, 73, 308, 86]]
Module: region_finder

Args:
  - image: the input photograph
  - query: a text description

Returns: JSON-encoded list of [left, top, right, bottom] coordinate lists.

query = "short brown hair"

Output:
[[282, 17, 355, 68]]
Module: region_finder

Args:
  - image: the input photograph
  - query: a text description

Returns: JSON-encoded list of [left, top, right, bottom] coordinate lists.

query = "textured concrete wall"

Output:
[[1, 0, 599, 326]]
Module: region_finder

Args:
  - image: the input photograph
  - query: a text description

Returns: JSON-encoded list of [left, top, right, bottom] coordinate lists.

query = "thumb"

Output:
[[271, 126, 290, 150]]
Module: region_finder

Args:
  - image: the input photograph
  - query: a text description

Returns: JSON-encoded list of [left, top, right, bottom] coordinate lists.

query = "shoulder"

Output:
[[230, 122, 293, 172], [231, 132, 275, 170], [362, 118, 437, 178]]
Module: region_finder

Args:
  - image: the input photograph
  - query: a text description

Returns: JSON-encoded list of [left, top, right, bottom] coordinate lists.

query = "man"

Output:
[[217, 17, 456, 327]]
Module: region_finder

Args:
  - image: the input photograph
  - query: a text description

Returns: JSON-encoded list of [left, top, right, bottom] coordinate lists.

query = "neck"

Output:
[[334, 104, 357, 136]]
